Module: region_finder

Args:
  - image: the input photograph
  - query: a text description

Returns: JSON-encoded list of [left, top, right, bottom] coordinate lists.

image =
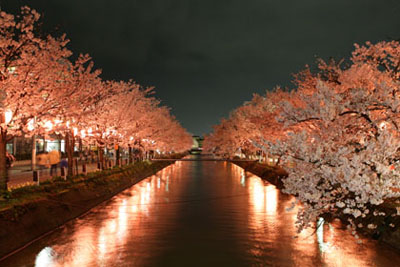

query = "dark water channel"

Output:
[[3, 157, 400, 266]]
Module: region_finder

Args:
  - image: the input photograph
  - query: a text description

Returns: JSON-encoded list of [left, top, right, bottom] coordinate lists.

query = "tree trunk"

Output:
[[13, 137, 16, 155], [98, 146, 104, 170], [275, 156, 281, 166], [31, 135, 36, 171], [0, 130, 8, 192], [79, 138, 83, 153], [66, 131, 75, 178], [128, 145, 132, 163], [116, 146, 120, 165], [70, 133, 75, 176]]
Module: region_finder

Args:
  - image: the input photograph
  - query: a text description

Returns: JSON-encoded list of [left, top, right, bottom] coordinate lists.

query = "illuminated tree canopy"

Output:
[[0, 7, 192, 191], [205, 40, 400, 235]]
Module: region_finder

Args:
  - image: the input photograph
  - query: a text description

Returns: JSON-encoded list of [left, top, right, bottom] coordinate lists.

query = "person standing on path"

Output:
[[5, 152, 15, 169], [5, 152, 15, 184], [37, 152, 49, 175], [48, 150, 61, 177]]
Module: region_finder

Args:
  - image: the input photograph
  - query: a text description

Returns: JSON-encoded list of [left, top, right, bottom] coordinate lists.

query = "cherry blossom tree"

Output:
[[0, 5, 192, 191], [0, 7, 71, 191], [84, 80, 149, 166], [204, 88, 290, 161], [206, 40, 400, 236], [84, 81, 192, 165], [40, 54, 109, 177], [270, 45, 400, 232]]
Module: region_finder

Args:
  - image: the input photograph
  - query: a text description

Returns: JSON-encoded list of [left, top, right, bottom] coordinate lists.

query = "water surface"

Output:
[[2, 159, 400, 266]]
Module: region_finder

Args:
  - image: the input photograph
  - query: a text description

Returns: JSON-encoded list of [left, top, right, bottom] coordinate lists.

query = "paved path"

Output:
[[7, 158, 133, 189], [8, 161, 102, 189]]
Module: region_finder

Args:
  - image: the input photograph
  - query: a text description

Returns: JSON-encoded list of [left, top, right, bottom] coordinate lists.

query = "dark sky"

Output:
[[2, 0, 400, 135]]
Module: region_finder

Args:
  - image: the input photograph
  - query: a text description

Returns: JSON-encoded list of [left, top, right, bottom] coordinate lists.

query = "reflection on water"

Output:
[[2, 159, 400, 266], [25, 164, 182, 267]]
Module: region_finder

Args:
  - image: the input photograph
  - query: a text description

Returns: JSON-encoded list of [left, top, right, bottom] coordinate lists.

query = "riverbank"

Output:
[[0, 157, 182, 260], [232, 160, 400, 252], [231, 160, 287, 189]]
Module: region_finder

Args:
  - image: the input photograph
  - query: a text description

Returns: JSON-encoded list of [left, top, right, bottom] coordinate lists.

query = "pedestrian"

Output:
[[60, 158, 68, 169], [6, 151, 15, 168], [60, 158, 68, 178], [48, 150, 61, 177], [6, 151, 15, 169], [37, 152, 49, 170], [5, 152, 15, 184]]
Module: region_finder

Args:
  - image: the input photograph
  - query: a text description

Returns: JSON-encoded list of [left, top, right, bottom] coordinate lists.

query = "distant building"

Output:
[[191, 135, 204, 154]]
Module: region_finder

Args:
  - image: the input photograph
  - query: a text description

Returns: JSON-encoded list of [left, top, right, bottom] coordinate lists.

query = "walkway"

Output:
[[9, 160, 105, 189]]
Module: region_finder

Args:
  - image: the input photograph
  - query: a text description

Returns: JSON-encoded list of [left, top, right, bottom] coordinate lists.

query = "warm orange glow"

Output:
[[249, 178, 278, 215], [265, 184, 277, 214], [317, 220, 378, 266], [44, 120, 53, 131], [4, 109, 12, 124], [27, 118, 35, 131]]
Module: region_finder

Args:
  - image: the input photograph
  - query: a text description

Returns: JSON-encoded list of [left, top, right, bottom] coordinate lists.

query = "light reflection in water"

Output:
[[316, 219, 377, 266], [317, 217, 332, 253], [166, 175, 169, 192], [248, 174, 278, 217], [240, 170, 246, 187], [247, 173, 280, 257], [31, 162, 181, 267], [234, 163, 390, 266]]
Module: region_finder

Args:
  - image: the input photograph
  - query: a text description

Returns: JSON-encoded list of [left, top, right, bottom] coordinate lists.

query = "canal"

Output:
[[2, 158, 400, 266]]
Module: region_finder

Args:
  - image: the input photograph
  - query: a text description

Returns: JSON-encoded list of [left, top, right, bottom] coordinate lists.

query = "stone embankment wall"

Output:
[[232, 161, 287, 189]]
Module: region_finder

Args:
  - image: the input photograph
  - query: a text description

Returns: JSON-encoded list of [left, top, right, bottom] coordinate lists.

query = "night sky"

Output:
[[2, 0, 400, 135]]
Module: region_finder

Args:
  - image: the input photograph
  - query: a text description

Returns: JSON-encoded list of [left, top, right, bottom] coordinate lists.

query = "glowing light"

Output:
[[73, 127, 78, 136], [265, 185, 278, 214], [44, 121, 53, 131], [4, 110, 12, 124], [80, 130, 86, 138], [317, 217, 331, 253], [240, 171, 246, 187], [8, 66, 16, 74], [252, 180, 264, 212], [35, 247, 56, 267], [131, 204, 138, 213], [27, 118, 35, 131], [379, 121, 387, 130], [117, 200, 128, 240]]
